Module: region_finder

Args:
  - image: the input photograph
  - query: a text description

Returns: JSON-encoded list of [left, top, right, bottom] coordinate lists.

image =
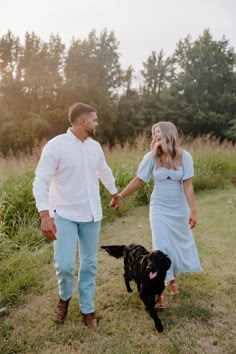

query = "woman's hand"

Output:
[[189, 209, 197, 229], [183, 178, 197, 229]]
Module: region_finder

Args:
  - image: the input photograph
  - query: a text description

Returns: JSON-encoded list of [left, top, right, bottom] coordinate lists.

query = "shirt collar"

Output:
[[67, 128, 90, 144]]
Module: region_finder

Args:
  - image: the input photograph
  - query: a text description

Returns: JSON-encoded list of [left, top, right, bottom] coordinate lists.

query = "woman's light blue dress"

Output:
[[137, 150, 202, 283]]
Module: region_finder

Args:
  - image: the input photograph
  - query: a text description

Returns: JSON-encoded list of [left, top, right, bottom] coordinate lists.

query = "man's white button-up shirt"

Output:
[[33, 129, 117, 222]]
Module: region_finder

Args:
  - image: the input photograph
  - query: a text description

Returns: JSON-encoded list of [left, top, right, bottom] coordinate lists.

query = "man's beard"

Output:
[[87, 128, 96, 137]]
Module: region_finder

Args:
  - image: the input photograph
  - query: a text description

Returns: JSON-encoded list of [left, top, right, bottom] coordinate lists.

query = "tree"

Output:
[[172, 29, 236, 138], [64, 29, 123, 143], [0, 30, 21, 82], [19, 32, 65, 106], [65, 29, 122, 94], [141, 50, 173, 95]]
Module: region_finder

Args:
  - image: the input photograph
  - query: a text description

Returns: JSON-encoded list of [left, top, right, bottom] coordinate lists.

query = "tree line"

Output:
[[0, 28, 235, 155]]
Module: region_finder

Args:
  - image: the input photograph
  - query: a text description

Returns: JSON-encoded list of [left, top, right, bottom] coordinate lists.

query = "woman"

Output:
[[111, 121, 202, 308]]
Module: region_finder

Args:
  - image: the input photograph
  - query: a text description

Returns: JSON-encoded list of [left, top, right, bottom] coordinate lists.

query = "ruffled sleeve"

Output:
[[182, 150, 194, 181], [137, 152, 154, 182]]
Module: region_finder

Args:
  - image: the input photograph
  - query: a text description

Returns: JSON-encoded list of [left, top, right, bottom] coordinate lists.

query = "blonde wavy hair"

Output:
[[151, 121, 182, 169]]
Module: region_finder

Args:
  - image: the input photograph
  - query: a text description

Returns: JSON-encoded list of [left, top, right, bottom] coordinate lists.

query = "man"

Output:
[[33, 103, 121, 327]]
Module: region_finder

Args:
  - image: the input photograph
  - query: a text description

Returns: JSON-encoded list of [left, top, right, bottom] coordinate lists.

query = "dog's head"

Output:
[[146, 250, 171, 278]]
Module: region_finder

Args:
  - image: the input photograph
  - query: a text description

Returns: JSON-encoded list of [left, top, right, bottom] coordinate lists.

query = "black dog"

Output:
[[101, 244, 171, 332]]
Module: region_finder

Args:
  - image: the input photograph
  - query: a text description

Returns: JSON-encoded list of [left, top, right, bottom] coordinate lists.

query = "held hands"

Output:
[[110, 193, 122, 211], [41, 215, 57, 240], [189, 210, 197, 229]]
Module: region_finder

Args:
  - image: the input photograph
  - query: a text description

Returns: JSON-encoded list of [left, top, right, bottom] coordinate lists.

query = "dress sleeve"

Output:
[[137, 152, 154, 182], [182, 150, 194, 181]]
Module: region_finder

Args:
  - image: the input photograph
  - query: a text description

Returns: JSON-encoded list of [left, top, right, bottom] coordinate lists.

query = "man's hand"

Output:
[[110, 193, 122, 211], [40, 211, 57, 240]]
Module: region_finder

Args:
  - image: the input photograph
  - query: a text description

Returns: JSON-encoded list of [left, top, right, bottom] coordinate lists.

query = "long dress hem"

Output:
[[137, 150, 202, 284]]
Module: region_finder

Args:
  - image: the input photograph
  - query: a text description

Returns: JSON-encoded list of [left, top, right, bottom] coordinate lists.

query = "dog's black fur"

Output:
[[101, 244, 171, 332]]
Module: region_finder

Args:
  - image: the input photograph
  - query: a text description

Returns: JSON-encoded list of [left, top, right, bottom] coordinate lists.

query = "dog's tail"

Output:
[[101, 245, 126, 259]]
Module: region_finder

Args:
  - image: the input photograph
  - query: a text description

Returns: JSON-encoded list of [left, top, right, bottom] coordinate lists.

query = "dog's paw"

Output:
[[156, 323, 163, 333]]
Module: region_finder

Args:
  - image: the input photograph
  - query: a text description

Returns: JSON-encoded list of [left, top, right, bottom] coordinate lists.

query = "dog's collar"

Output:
[[141, 253, 157, 280], [140, 254, 148, 267], [140, 254, 157, 280]]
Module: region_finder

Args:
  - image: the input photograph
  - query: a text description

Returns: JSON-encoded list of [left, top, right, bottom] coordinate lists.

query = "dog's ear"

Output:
[[161, 253, 171, 271], [164, 256, 171, 271], [156, 251, 171, 271]]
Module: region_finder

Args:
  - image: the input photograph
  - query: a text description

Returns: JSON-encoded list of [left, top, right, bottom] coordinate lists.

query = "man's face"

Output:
[[84, 112, 99, 137]]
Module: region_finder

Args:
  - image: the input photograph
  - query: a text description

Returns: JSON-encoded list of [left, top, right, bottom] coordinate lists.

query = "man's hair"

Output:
[[68, 103, 97, 124]]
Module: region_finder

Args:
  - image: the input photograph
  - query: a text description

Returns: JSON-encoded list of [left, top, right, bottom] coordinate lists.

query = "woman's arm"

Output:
[[110, 176, 144, 210], [120, 176, 144, 199], [183, 177, 197, 229]]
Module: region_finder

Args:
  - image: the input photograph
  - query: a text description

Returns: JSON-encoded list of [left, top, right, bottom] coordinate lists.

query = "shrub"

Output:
[[0, 141, 235, 239], [193, 153, 227, 191], [0, 171, 39, 240]]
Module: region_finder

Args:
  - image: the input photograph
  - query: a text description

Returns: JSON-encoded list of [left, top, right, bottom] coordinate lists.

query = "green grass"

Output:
[[0, 187, 235, 354], [0, 245, 52, 308]]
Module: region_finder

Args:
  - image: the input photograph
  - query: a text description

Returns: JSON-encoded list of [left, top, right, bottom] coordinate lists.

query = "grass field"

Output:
[[0, 187, 236, 354]]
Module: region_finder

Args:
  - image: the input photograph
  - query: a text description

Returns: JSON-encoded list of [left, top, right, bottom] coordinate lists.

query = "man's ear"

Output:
[[79, 117, 86, 126]]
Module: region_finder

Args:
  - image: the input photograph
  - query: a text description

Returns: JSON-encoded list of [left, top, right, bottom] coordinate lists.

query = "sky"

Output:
[[0, 0, 235, 71]]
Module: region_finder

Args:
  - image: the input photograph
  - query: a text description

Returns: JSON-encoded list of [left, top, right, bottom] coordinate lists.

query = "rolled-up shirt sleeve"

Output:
[[97, 146, 117, 195], [33, 142, 58, 212]]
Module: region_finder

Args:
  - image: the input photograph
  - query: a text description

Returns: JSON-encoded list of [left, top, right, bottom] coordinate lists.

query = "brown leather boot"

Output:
[[83, 312, 99, 328], [53, 298, 70, 324]]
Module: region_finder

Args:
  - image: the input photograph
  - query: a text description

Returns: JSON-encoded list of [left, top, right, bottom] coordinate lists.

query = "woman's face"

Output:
[[153, 126, 162, 144]]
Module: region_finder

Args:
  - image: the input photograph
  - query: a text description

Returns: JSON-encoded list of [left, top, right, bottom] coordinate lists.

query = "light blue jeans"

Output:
[[53, 212, 101, 314]]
